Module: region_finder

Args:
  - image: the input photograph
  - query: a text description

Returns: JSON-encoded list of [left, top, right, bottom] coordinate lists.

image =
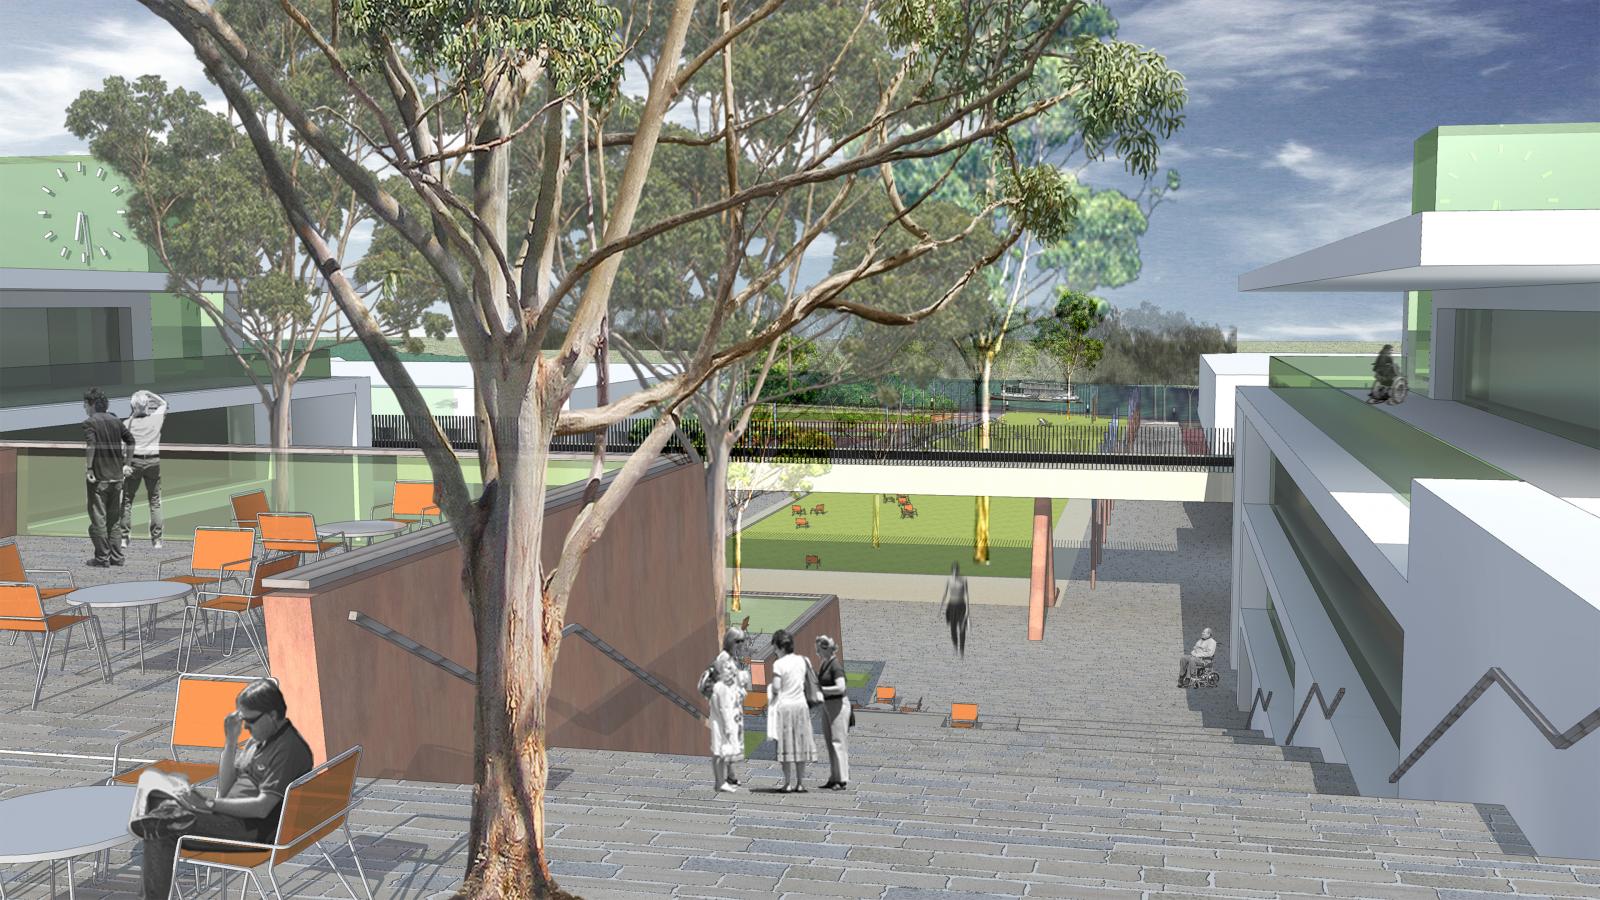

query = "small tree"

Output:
[[1033, 288, 1108, 416]]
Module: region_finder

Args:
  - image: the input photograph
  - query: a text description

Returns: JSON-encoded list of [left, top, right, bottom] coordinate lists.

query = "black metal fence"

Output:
[[373, 413, 1233, 468]]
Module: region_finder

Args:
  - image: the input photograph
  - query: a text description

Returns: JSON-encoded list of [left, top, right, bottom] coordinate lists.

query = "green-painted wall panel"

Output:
[[1412, 124, 1600, 213]]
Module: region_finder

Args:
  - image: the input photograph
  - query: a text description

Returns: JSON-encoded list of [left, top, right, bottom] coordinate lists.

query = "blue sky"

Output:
[[4, 0, 1597, 341]]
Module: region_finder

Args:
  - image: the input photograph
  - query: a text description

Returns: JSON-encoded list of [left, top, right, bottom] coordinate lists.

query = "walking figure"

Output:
[[940, 562, 971, 656]]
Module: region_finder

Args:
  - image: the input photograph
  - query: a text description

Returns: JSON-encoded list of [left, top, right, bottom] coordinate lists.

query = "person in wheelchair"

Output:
[[1179, 627, 1217, 688], [1368, 344, 1399, 404]]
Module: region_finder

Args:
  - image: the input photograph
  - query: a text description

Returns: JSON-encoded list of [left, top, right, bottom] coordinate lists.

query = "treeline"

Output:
[[1082, 301, 1237, 385]]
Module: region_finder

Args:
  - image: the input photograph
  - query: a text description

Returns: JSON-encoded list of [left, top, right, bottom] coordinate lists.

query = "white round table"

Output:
[[0, 785, 136, 899], [318, 519, 409, 547], [66, 581, 195, 675]]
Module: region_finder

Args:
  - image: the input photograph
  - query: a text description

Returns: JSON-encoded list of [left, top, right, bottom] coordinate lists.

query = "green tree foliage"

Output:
[[136, 0, 1187, 895], [1033, 288, 1108, 408], [1085, 301, 1238, 385], [64, 65, 445, 449]]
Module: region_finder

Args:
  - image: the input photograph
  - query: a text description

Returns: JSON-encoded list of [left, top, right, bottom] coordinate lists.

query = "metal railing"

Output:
[[1389, 667, 1600, 783], [372, 413, 1234, 468], [1284, 683, 1345, 746], [1248, 688, 1273, 720], [346, 611, 703, 720]]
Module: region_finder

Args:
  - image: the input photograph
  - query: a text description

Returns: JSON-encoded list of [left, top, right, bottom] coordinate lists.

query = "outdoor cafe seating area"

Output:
[[0, 481, 446, 897]]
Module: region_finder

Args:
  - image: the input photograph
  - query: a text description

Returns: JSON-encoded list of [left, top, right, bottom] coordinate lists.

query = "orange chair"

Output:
[[230, 489, 271, 530], [373, 481, 440, 531], [790, 504, 805, 516], [259, 513, 346, 561], [747, 659, 768, 689], [160, 527, 257, 591], [173, 745, 374, 900], [109, 673, 254, 785], [899, 504, 917, 519], [804, 554, 821, 569], [0, 541, 77, 601], [794, 517, 810, 529], [182, 553, 299, 672], [873, 685, 897, 708], [949, 702, 979, 728], [742, 691, 769, 716], [1, 582, 108, 708], [810, 503, 826, 515]]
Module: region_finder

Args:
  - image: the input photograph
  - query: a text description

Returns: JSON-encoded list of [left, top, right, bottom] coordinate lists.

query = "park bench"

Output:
[[794, 517, 810, 528], [872, 685, 896, 708], [742, 690, 768, 716], [947, 702, 980, 728], [791, 504, 805, 515], [804, 554, 821, 569], [810, 503, 826, 515]]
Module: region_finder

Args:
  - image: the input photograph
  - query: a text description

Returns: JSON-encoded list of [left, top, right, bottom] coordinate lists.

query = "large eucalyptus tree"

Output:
[[137, 0, 1179, 894]]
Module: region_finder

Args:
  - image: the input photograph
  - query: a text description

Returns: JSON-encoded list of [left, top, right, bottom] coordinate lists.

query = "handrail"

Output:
[[561, 623, 704, 720], [347, 611, 476, 683], [346, 611, 703, 721], [1390, 666, 1600, 783], [1247, 688, 1273, 724], [1284, 684, 1345, 746]]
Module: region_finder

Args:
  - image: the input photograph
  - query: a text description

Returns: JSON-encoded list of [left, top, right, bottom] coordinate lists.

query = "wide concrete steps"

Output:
[[537, 747, 1590, 900]]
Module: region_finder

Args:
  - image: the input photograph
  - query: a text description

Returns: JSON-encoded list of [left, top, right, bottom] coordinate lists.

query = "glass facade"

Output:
[[1271, 456, 1403, 743], [0, 306, 129, 368], [1454, 309, 1600, 450], [1412, 124, 1600, 213], [1403, 291, 1431, 393]]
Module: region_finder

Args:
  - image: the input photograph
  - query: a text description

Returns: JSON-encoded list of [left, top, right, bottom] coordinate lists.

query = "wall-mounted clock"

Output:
[[35, 160, 128, 267]]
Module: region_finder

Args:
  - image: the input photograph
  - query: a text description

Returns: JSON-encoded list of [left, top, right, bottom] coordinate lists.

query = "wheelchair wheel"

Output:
[[1388, 377, 1408, 404], [1203, 670, 1220, 688]]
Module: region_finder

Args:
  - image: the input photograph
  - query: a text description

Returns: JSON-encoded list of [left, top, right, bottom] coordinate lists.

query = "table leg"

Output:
[[121, 607, 128, 650], [136, 608, 148, 674], [65, 857, 75, 900]]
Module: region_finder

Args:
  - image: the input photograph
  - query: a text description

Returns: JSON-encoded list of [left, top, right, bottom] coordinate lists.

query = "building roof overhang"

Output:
[[1239, 210, 1600, 292]]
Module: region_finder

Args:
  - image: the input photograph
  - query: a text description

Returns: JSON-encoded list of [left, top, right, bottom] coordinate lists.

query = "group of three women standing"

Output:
[[709, 628, 850, 793]]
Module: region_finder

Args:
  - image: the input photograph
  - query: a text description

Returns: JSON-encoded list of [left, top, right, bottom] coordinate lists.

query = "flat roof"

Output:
[[1239, 210, 1600, 292]]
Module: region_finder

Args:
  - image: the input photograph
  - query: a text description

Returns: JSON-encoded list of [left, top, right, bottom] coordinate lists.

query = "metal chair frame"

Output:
[[169, 746, 374, 900], [257, 514, 347, 562], [180, 555, 297, 673], [0, 581, 109, 709]]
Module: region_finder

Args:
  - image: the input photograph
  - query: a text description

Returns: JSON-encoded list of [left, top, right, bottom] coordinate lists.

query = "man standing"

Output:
[[1179, 627, 1217, 686], [121, 389, 168, 549], [82, 387, 134, 567]]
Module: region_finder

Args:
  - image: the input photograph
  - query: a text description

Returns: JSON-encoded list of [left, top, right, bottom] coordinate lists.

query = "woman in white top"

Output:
[[766, 628, 816, 792], [708, 658, 745, 792]]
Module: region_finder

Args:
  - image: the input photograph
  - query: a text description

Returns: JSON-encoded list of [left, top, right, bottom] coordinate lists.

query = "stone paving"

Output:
[[4, 505, 1598, 898]]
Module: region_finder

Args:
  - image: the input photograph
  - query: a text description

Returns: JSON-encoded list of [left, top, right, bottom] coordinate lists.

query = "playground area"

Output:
[[731, 492, 1067, 578]]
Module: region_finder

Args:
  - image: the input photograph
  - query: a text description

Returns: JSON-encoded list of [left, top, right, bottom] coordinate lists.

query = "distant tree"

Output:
[[65, 67, 446, 455], [1085, 301, 1236, 385], [1033, 288, 1109, 415]]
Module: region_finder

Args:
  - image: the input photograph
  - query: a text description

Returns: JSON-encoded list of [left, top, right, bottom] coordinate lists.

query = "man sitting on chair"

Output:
[[138, 678, 314, 900], [1178, 627, 1216, 686]]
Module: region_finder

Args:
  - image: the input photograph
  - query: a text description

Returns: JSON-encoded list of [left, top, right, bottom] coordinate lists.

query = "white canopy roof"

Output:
[[1239, 209, 1600, 292]]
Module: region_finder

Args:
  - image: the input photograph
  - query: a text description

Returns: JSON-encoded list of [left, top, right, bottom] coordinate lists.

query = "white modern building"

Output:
[[0, 155, 370, 447], [1220, 124, 1600, 859]]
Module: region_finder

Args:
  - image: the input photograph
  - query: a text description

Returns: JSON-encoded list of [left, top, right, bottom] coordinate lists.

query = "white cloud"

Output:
[[1229, 139, 1414, 262], [1478, 60, 1513, 77], [1118, 0, 1521, 100], [0, 15, 217, 155]]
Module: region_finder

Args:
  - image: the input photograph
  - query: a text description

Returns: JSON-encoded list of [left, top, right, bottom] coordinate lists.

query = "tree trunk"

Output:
[[705, 434, 731, 624], [268, 376, 294, 513], [974, 354, 993, 564], [871, 494, 880, 548], [457, 421, 571, 899], [731, 502, 744, 614]]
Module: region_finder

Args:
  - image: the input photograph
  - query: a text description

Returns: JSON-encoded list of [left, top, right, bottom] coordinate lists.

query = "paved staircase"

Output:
[[536, 708, 1598, 900]]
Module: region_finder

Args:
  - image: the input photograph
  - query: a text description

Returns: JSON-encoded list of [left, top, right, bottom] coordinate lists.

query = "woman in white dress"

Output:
[[766, 628, 816, 792]]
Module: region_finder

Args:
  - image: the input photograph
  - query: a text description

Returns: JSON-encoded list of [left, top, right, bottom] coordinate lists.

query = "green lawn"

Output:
[[726, 594, 817, 634], [732, 492, 1068, 577]]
